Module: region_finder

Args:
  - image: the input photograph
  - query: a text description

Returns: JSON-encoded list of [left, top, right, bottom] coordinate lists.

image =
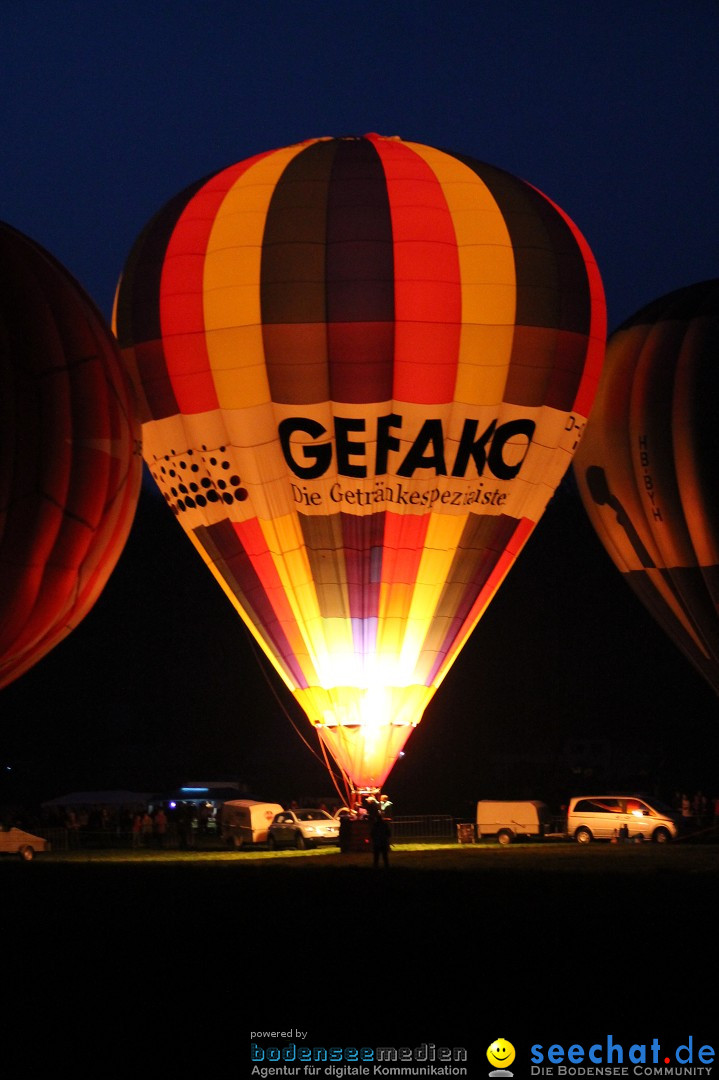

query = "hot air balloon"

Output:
[[574, 279, 719, 695], [113, 134, 605, 803], [0, 222, 142, 690]]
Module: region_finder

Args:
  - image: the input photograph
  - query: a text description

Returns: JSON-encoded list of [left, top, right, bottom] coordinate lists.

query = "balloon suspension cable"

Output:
[[243, 629, 352, 806], [317, 737, 353, 809]]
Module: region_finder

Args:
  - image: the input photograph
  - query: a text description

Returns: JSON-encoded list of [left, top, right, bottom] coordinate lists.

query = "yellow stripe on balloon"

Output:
[[203, 143, 311, 410], [402, 141, 517, 407], [393, 513, 466, 676], [258, 515, 323, 628]]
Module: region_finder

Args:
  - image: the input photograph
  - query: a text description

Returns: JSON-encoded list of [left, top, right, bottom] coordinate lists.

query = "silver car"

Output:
[[267, 809, 340, 850]]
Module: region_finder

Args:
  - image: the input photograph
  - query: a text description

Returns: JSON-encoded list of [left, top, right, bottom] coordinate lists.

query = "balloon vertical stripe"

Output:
[[369, 136, 462, 405], [325, 140, 396, 403], [196, 517, 311, 688], [161, 153, 275, 415], [113, 179, 207, 422]]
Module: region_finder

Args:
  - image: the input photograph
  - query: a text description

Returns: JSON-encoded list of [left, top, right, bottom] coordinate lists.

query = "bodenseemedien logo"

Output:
[[488, 1038, 516, 1077], [250, 1038, 470, 1075]]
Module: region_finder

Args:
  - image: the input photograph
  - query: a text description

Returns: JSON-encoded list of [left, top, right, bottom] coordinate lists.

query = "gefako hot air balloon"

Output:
[[113, 134, 605, 800], [0, 221, 143, 690], [574, 279, 719, 696]]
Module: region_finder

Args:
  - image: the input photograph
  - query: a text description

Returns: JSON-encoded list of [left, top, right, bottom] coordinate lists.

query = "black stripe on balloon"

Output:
[[325, 137, 394, 325], [260, 139, 338, 326], [449, 152, 591, 336]]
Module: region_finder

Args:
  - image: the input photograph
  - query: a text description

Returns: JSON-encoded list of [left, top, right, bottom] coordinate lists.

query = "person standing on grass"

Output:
[[141, 810, 154, 846], [154, 806, 168, 848], [371, 813, 392, 869], [132, 812, 143, 848]]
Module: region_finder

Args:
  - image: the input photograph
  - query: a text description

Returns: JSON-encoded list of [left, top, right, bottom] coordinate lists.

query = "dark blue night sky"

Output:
[[2, 1, 718, 810]]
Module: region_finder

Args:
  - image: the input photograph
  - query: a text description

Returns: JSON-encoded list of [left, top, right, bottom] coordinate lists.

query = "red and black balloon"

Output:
[[0, 222, 142, 690]]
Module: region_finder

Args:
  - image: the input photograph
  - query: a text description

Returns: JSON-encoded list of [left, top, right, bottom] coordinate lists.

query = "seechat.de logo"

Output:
[[529, 1035, 715, 1075]]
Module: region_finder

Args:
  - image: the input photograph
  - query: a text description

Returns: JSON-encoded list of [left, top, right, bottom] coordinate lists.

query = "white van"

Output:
[[567, 795, 679, 844], [476, 800, 552, 844], [219, 799, 284, 848]]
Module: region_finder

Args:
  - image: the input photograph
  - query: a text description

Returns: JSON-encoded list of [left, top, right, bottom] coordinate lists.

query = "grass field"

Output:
[[3, 840, 716, 1069], [11, 837, 719, 873]]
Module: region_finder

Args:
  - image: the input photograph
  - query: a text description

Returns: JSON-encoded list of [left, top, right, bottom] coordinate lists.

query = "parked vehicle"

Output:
[[566, 794, 679, 844], [267, 808, 340, 849], [0, 827, 48, 860], [476, 800, 553, 845], [219, 800, 284, 849]]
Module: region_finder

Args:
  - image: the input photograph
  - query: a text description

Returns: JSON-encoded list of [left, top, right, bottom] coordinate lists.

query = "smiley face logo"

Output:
[[487, 1038, 516, 1072]]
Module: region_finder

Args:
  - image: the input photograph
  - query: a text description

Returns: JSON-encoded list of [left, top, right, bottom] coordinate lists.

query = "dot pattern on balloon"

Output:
[[150, 446, 248, 514]]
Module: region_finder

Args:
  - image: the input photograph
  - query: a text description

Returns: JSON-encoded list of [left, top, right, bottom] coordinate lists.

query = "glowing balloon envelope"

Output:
[[0, 221, 142, 690], [113, 134, 605, 792], [574, 279, 719, 695]]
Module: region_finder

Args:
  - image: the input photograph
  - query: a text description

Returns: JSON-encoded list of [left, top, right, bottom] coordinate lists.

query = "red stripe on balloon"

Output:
[[231, 518, 309, 687], [382, 511, 430, 586], [160, 151, 275, 415], [368, 136, 461, 404]]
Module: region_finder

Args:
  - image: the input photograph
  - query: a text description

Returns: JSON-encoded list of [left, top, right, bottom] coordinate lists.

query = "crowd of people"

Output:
[[672, 791, 719, 828], [28, 799, 220, 848]]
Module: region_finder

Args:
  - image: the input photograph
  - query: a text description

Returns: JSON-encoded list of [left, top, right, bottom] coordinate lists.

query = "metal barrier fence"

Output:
[[39, 826, 200, 851], [388, 815, 457, 843]]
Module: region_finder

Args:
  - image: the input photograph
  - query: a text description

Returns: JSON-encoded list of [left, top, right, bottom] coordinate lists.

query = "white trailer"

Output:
[[476, 800, 552, 845], [219, 799, 284, 848]]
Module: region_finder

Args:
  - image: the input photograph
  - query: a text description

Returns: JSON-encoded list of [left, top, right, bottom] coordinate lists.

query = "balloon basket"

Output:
[[338, 788, 394, 853], [339, 817, 371, 854]]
